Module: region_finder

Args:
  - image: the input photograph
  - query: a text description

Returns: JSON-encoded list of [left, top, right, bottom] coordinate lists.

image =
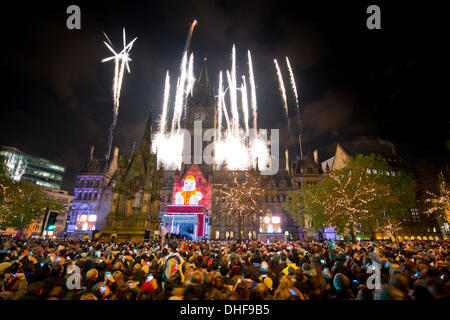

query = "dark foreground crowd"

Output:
[[0, 236, 449, 300]]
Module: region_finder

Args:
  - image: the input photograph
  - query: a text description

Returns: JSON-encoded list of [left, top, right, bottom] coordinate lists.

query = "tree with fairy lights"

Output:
[[285, 154, 415, 242], [0, 162, 62, 235], [212, 170, 266, 240], [424, 172, 450, 230]]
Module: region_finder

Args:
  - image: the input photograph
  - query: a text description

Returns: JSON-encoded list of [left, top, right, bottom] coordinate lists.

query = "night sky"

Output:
[[0, 1, 449, 192]]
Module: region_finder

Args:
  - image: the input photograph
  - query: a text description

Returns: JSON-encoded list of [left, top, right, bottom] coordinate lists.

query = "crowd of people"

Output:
[[0, 236, 449, 300]]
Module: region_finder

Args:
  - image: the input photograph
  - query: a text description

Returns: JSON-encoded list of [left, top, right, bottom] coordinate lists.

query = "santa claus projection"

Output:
[[175, 175, 203, 205]]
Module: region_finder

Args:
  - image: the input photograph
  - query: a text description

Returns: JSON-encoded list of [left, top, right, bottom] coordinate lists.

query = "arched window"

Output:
[[82, 193, 87, 200], [230, 231, 234, 239], [215, 231, 220, 239], [77, 193, 81, 200], [88, 193, 92, 200], [93, 193, 97, 200], [80, 180, 85, 187]]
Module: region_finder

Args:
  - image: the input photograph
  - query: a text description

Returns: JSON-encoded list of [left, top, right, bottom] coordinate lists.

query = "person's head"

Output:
[[28, 281, 44, 296], [235, 281, 250, 300], [278, 276, 294, 291], [204, 273, 214, 286], [50, 264, 64, 277], [113, 261, 123, 271], [355, 286, 373, 300], [250, 287, 264, 300], [113, 271, 124, 283], [137, 290, 155, 300], [48, 286, 65, 300], [86, 268, 98, 282], [243, 267, 253, 279], [214, 274, 224, 288], [171, 285, 184, 298], [333, 273, 350, 291], [80, 292, 98, 300], [191, 271, 203, 284], [389, 274, 409, 294], [374, 285, 407, 300]]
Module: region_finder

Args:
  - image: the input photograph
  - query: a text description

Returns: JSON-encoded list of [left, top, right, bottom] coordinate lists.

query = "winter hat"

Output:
[[231, 265, 241, 275]]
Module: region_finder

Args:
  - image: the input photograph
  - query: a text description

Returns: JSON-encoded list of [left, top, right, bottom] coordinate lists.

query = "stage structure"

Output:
[[161, 173, 210, 240]]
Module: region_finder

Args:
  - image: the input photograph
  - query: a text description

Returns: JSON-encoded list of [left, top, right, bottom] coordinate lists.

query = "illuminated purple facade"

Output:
[[66, 145, 118, 237]]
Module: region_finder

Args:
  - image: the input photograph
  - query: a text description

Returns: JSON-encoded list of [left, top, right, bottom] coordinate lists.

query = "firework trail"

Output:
[[230, 45, 240, 134], [222, 92, 231, 131], [102, 28, 137, 160], [187, 53, 195, 96], [248, 50, 258, 134], [171, 20, 198, 134], [286, 56, 304, 159], [184, 20, 197, 52], [274, 58, 293, 141], [240, 76, 249, 135], [159, 71, 170, 134], [217, 71, 224, 140]]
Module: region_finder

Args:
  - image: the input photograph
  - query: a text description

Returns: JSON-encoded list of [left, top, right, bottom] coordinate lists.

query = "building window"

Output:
[[215, 231, 220, 239], [411, 208, 420, 222], [307, 167, 313, 173]]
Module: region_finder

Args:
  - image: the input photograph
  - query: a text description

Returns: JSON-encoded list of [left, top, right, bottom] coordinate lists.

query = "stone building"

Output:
[[101, 108, 163, 241], [65, 145, 118, 238]]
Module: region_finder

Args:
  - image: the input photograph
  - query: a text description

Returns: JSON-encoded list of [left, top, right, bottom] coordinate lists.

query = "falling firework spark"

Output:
[[222, 91, 231, 131], [285, 57, 299, 110], [159, 71, 170, 134], [274, 58, 293, 144], [248, 50, 258, 133], [176, 51, 188, 132], [102, 28, 137, 160], [286, 56, 304, 159], [240, 76, 249, 134], [217, 71, 224, 140], [274, 59, 289, 115], [187, 53, 195, 96]]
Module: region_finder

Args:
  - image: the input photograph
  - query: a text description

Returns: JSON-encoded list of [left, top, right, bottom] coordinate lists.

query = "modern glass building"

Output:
[[0, 146, 65, 189]]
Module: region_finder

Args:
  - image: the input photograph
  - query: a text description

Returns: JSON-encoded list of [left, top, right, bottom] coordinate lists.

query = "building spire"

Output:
[[139, 105, 153, 155]]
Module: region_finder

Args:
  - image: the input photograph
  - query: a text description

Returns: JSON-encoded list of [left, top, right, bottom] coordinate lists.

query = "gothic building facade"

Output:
[[102, 108, 163, 241]]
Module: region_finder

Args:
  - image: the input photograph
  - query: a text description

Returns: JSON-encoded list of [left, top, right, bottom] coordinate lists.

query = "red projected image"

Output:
[[75, 214, 97, 231]]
